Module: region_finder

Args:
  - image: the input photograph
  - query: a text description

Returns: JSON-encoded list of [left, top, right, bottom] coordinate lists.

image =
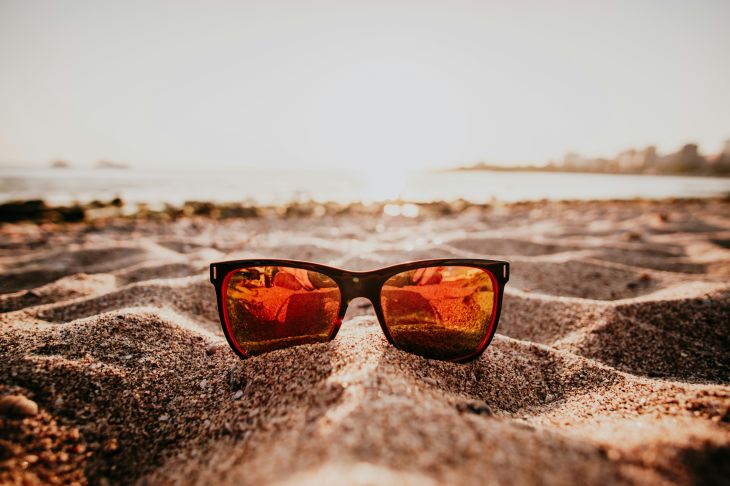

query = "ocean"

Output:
[[1, 167, 729, 207]]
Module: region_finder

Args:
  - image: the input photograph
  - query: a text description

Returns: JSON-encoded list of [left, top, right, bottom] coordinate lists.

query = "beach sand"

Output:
[[1, 199, 729, 485]]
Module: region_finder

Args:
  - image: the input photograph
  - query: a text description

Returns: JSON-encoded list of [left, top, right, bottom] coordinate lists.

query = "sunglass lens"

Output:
[[380, 266, 497, 360], [223, 266, 341, 355]]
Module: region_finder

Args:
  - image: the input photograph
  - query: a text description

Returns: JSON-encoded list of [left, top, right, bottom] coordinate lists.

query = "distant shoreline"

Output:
[[446, 165, 730, 178]]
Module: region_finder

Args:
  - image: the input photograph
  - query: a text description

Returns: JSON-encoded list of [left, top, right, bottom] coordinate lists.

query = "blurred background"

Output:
[[1, 0, 729, 211]]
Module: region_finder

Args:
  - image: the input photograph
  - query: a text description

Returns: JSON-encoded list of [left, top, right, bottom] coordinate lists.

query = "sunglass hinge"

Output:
[[213, 267, 217, 280]]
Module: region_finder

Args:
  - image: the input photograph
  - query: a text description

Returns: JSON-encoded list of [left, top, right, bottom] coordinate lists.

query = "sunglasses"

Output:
[[210, 259, 509, 362]]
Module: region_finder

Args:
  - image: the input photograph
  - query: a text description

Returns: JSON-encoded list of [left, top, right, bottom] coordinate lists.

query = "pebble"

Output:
[[606, 449, 621, 461], [455, 399, 493, 416], [103, 438, 119, 453], [0, 394, 39, 418], [206, 344, 222, 356], [234, 390, 244, 399]]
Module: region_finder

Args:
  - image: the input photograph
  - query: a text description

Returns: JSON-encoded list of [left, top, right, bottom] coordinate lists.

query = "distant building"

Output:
[[642, 146, 657, 171], [563, 152, 589, 170], [617, 149, 643, 172], [661, 144, 705, 174], [712, 139, 730, 175]]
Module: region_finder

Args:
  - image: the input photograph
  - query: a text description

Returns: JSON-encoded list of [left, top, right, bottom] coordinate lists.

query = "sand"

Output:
[[1, 198, 729, 485]]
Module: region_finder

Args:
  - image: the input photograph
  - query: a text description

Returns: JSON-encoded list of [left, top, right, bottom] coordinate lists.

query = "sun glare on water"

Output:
[[362, 166, 408, 202]]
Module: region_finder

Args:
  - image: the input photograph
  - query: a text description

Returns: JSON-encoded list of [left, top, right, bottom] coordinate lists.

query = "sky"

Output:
[[0, 0, 729, 171]]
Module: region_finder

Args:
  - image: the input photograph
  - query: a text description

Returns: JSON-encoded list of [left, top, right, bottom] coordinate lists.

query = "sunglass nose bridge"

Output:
[[340, 273, 379, 302]]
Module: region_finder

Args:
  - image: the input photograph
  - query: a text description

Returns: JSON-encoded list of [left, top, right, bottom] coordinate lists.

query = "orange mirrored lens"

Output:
[[223, 266, 341, 355], [381, 266, 496, 360]]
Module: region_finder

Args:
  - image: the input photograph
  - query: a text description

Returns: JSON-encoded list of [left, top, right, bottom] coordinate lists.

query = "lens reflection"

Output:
[[224, 266, 341, 355], [381, 266, 496, 360]]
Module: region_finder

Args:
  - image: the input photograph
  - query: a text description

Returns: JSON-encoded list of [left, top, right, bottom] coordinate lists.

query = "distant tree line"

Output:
[[458, 141, 730, 176]]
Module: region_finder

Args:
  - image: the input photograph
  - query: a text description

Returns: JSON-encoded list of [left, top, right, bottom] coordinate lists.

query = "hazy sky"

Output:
[[1, 0, 728, 171]]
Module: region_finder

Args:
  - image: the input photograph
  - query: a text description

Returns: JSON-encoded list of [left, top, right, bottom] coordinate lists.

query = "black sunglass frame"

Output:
[[210, 258, 509, 362]]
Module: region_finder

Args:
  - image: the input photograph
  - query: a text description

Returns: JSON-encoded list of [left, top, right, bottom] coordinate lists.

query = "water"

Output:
[[1, 167, 729, 206]]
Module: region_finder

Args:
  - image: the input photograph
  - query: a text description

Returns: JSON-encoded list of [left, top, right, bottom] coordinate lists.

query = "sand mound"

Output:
[[1, 199, 729, 485]]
